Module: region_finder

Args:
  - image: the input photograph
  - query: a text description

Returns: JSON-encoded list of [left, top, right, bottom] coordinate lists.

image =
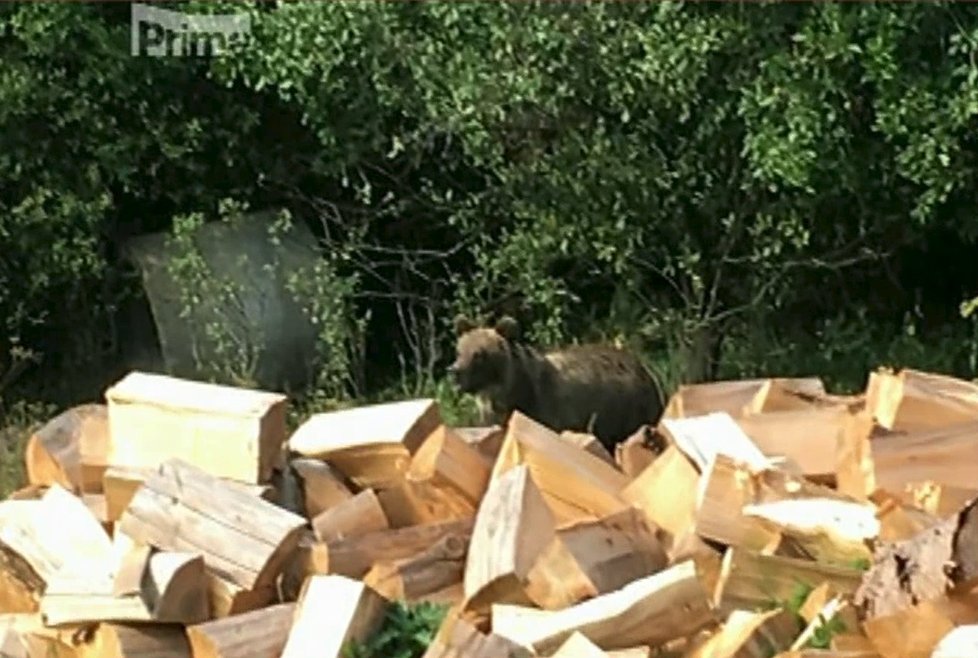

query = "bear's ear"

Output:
[[494, 315, 521, 341], [453, 314, 477, 336]]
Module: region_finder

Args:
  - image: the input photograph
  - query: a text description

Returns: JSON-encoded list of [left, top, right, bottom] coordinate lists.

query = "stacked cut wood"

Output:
[[6, 367, 978, 657]]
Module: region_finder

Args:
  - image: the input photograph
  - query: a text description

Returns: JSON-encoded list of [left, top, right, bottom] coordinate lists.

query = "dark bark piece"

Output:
[[855, 497, 978, 620]]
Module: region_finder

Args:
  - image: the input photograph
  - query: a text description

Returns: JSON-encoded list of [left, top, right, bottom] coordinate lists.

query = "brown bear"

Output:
[[447, 314, 665, 453]]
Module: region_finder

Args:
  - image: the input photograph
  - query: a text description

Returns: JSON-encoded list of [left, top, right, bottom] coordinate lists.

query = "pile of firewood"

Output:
[[3, 367, 978, 657]]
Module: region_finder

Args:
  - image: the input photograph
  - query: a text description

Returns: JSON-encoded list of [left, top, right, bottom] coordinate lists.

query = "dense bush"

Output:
[[2, 1, 978, 415]]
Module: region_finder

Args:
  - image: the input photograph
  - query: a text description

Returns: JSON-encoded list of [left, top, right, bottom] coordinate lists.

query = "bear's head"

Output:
[[448, 314, 521, 394]]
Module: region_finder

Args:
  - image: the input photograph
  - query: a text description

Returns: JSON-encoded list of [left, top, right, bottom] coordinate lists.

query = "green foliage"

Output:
[[0, 399, 57, 497], [2, 0, 978, 416], [343, 601, 448, 658]]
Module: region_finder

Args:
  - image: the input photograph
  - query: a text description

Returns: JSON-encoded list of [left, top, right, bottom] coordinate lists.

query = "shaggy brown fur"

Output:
[[448, 314, 665, 452]]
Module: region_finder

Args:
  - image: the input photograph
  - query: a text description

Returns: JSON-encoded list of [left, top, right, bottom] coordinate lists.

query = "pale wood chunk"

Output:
[[559, 431, 616, 466], [105, 371, 288, 484], [117, 458, 306, 592], [41, 547, 209, 626], [863, 591, 978, 658], [281, 575, 389, 658], [904, 481, 978, 519], [663, 378, 824, 420], [311, 488, 388, 542], [409, 425, 492, 509], [622, 445, 699, 540], [491, 412, 631, 526], [376, 479, 473, 528], [697, 454, 879, 565], [76, 623, 192, 658], [187, 601, 295, 658], [24, 404, 107, 493], [525, 507, 668, 610], [694, 454, 781, 552], [492, 559, 716, 655], [304, 518, 474, 581], [871, 420, 978, 493], [872, 490, 942, 542], [614, 426, 659, 478], [288, 398, 441, 489], [289, 458, 354, 519], [454, 426, 505, 464], [736, 406, 853, 482], [551, 632, 611, 657], [713, 548, 863, 615], [0, 485, 116, 614], [686, 607, 800, 658], [866, 368, 978, 433], [464, 464, 556, 612], [932, 625, 978, 658], [835, 409, 877, 501], [207, 574, 275, 619], [659, 412, 770, 473], [103, 466, 272, 523], [363, 532, 468, 602]]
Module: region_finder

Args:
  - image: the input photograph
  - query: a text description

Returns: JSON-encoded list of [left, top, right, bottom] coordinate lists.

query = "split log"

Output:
[[453, 426, 505, 464], [186, 601, 295, 658], [207, 575, 275, 619], [854, 497, 978, 620], [713, 548, 864, 615], [464, 464, 556, 612], [76, 623, 192, 658], [117, 459, 306, 593], [280, 575, 389, 658], [104, 371, 288, 484], [420, 609, 532, 658], [621, 445, 699, 541], [407, 425, 492, 512], [311, 488, 388, 542], [866, 368, 978, 433], [291, 518, 475, 582], [659, 412, 770, 473], [81, 494, 110, 535], [736, 406, 857, 483], [376, 480, 472, 527], [558, 431, 616, 466], [614, 426, 659, 478], [524, 507, 668, 610], [363, 533, 468, 602], [490, 412, 631, 525], [289, 458, 354, 519], [872, 490, 942, 542], [662, 378, 825, 420], [491, 559, 716, 655], [685, 608, 801, 658], [40, 549, 209, 626], [697, 454, 879, 565], [871, 421, 978, 493], [835, 409, 878, 501], [550, 632, 617, 657], [25, 405, 107, 494], [287, 398, 441, 489], [903, 481, 978, 519], [103, 466, 272, 523], [0, 485, 116, 613], [862, 591, 978, 658]]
